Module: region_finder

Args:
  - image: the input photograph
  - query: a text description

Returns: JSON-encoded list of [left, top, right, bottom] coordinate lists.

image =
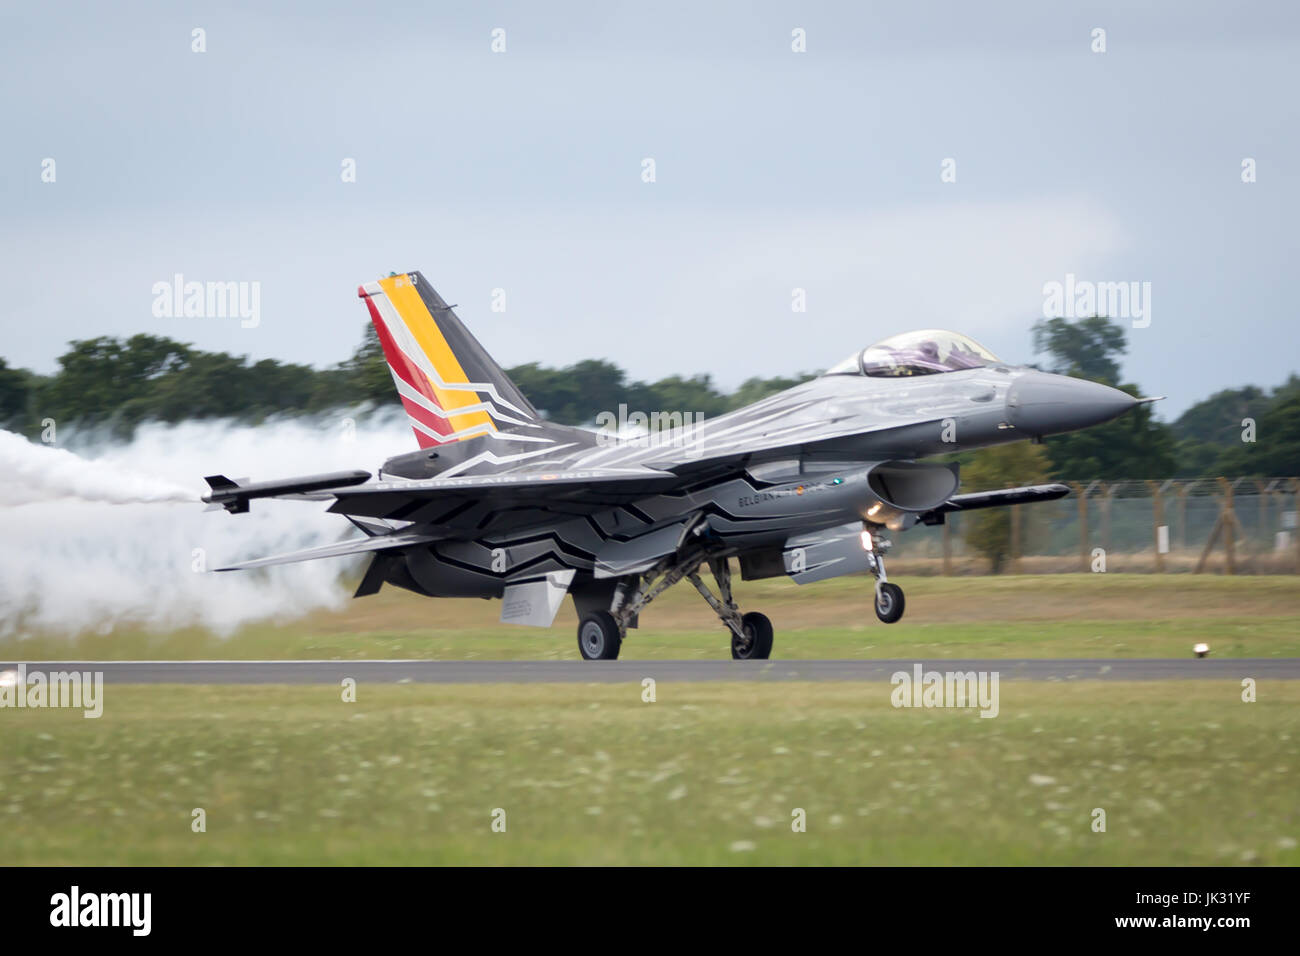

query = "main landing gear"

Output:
[[575, 528, 908, 659], [865, 529, 906, 624], [686, 557, 773, 660], [575, 547, 775, 661]]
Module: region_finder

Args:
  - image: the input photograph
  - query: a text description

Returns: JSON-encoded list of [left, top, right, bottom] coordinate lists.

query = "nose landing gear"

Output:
[[874, 581, 905, 623], [865, 529, 906, 624]]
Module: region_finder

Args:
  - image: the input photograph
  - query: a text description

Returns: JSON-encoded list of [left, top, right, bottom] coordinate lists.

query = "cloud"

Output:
[[0, 196, 1123, 393]]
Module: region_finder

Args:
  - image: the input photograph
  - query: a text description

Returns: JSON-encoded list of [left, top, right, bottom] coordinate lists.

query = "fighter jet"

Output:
[[203, 270, 1153, 660]]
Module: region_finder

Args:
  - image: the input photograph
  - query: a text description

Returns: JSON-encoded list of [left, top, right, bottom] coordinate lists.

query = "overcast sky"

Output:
[[2, 1, 1297, 418]]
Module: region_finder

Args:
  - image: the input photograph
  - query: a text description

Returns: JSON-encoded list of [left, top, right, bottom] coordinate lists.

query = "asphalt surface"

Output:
[[2, 658, 1297, 684]]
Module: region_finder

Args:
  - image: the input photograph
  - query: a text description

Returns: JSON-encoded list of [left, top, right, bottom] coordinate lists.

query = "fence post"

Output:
[[942, 519, 952, 577], [1148, 480, 1165, 573], [1177, 482, 1189, 550], [1072, 482, 1089, 572], [1293, 479, 1300, 573], [1220, 477, 1236, 575], [1100, 482, 1113, 555], [1256, 480, 1267, 554], [1010, 504, 1021, 573]]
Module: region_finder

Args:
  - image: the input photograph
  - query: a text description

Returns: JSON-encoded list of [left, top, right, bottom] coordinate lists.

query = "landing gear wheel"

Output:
[[577, 611, 622, 660], [874, 582, 905, 624], [731, 611, 774, 660]]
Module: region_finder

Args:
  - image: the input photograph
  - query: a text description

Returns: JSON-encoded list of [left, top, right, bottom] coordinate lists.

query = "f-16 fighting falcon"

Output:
[[203, 270, 1156, 660]]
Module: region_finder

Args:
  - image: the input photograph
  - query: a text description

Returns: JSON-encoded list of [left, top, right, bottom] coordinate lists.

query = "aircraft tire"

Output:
[[874, 582, 905, 623], [577, 611, 622, 660], [731, 611, 774, 660]]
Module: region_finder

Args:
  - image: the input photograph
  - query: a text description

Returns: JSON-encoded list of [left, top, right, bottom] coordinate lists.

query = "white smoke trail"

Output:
[[0, 429, 198, 505], [0, 411, 414, 637]]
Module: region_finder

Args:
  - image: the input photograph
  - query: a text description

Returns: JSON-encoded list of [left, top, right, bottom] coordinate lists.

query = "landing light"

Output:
[[861, 531, 873, 551]]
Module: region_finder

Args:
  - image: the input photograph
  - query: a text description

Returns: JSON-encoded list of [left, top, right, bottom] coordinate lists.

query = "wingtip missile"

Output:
[[201, 470, 372, 514]]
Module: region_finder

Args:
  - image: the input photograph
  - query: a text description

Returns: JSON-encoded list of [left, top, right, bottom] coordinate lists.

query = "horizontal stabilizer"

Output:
[[214, 528, 438, 571], [203, 470, 371, 514]]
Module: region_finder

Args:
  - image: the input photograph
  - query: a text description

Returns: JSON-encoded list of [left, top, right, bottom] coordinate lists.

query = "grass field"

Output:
[[3, 681, 1297, 865], [4, 575, 1296, 865], [7, 574, 1299, 661]]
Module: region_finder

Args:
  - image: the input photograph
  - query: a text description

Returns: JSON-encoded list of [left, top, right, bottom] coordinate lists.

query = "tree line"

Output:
[[1, 316, 1296, 481], [0, 324, 811, 441]]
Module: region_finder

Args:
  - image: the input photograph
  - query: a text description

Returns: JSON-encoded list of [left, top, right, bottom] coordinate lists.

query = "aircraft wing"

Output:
[[214, 528, 442, 571], [325, 466, 681, 525], [918, 483, 1070, 524]]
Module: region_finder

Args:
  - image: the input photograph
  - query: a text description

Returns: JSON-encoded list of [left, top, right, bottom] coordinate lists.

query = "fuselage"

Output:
[[376, 361, 1137, 601]]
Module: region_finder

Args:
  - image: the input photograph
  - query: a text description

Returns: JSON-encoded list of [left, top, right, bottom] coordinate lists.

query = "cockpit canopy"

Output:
[[825, 329, 1003, 378]]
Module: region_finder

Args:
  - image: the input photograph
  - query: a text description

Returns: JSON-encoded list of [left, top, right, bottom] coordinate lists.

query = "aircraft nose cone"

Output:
[[1007, 371, 1139, 437]]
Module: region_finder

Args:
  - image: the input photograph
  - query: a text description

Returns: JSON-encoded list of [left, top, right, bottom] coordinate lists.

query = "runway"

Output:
[[2, 658, 1298, 684]]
